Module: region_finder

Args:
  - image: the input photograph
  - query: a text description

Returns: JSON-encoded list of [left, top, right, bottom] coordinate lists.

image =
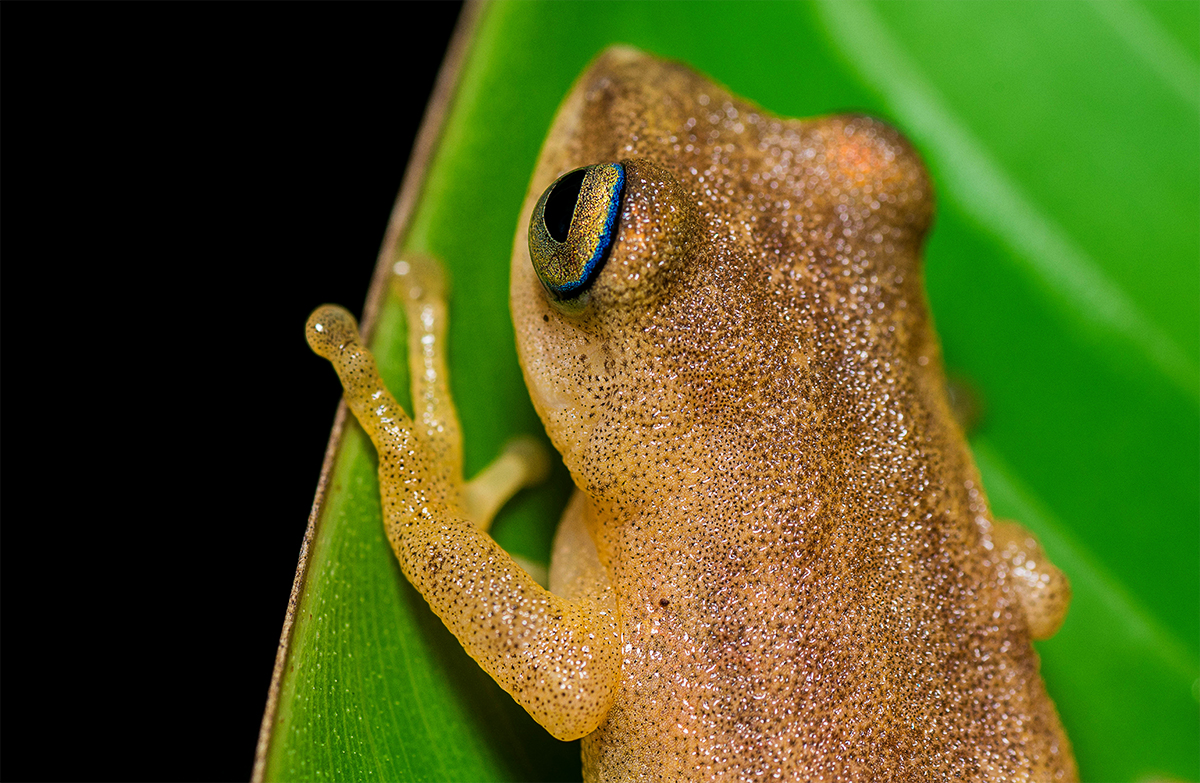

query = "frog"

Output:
[[305, 45, 1075, 782]]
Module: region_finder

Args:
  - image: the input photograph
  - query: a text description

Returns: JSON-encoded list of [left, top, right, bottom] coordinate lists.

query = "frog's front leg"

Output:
[[305, 257, 619, 741]]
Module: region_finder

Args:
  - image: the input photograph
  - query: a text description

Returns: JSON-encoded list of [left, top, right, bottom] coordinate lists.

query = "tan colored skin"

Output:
[[308, 46, 1075, 782]]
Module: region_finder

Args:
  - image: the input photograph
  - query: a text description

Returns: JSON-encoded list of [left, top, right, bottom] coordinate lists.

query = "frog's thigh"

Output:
[[549, 490, 614, 602], [992, 519, 1071, 640]]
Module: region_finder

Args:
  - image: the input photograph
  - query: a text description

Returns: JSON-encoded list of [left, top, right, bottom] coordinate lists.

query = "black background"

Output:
[[3, 4, 464, 781]]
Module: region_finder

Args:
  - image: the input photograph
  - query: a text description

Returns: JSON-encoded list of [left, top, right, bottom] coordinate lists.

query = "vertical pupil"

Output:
[[543, 169, 586, 243]]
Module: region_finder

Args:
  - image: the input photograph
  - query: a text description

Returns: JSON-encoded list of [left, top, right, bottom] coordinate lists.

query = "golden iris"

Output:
[[528, 163, 624, 299]]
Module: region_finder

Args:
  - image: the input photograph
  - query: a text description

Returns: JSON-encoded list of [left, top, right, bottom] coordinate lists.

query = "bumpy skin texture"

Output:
[[512, 47, 1076, 781], [308, 262, 621, 743]]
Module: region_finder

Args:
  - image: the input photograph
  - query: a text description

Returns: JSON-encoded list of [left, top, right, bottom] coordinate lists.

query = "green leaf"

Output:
[[259, 3, 1199, 781]]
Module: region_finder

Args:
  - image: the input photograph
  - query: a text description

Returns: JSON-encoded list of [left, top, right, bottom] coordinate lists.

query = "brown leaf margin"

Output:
[[250, 3, 484, 779]]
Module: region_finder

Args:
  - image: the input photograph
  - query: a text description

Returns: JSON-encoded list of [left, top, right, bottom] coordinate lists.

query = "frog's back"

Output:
[[516, 46, 1075, 782]]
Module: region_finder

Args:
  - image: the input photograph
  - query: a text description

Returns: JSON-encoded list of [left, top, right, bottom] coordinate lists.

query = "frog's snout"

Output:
[[306, 305, 361, 360]]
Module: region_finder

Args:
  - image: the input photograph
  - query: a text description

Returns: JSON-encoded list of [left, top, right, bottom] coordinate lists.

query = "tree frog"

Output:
[[306, 46, 1075, 782]]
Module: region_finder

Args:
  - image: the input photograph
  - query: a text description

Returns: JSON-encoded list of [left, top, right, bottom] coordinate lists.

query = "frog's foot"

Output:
[[305, 304, 361, 361], [390, 254, 552, 529], [306, 303, 450, 510], [991, 520, 1071, 640], [391, 253, 464, 484], [465, 435, 552, 531], [306, 259, 620, 741]]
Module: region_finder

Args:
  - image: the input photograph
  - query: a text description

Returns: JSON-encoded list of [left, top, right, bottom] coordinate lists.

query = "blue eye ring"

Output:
[[528, 162, 625, 300]]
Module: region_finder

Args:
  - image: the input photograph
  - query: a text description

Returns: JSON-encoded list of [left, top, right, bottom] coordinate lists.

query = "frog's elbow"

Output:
[[544, 702, 611, 743], [522, 655, 619, 742]]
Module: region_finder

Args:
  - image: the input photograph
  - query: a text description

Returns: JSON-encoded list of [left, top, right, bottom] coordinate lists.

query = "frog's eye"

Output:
[[528, 163, 624, 300]]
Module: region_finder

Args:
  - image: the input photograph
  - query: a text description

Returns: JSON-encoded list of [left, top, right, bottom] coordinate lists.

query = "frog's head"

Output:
[[511, 46, 934, 507]]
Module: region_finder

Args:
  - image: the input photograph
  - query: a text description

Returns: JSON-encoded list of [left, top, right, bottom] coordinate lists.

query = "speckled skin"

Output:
[[509, 47, 1076, 781], [307, 46, 1075, 783]]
